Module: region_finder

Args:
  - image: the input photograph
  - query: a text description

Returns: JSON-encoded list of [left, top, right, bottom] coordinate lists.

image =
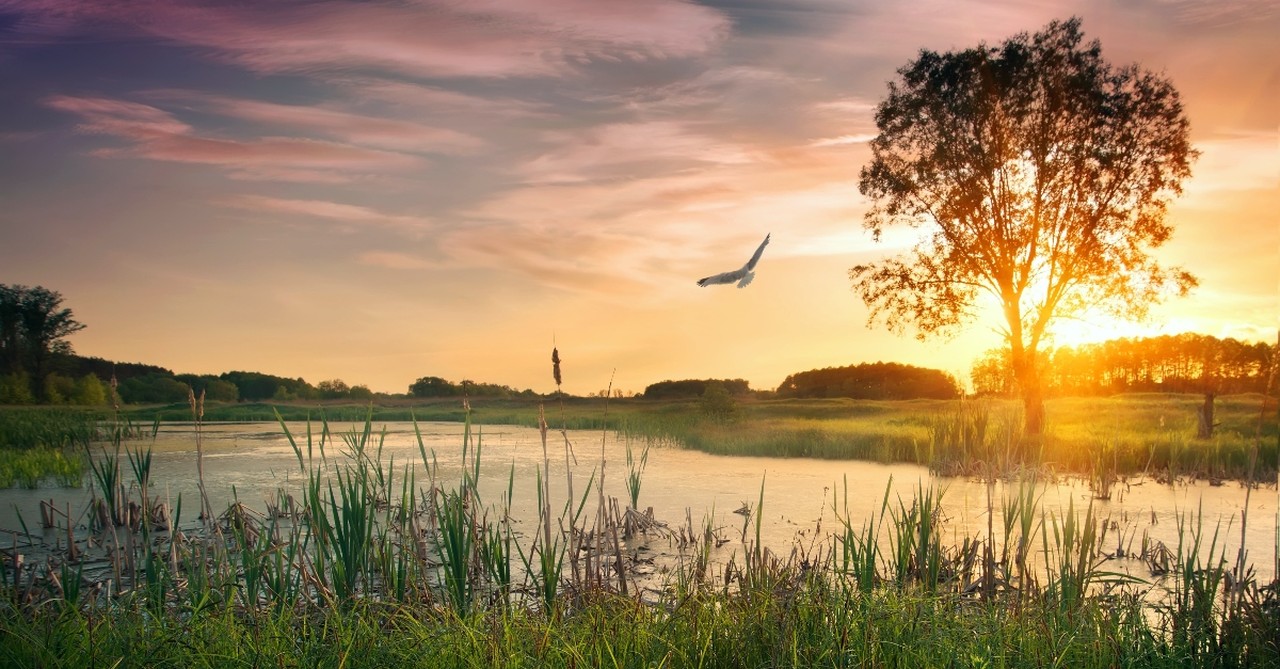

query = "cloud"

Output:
[[148, 91, 486, 155], [1, 0, 730, 79], [45, 94, 423, 182], [521, 120, 759, 184], [226, 195, 433, 233], [809, 133, 875, 147], [437, 223, 660, 295], [1183, 131, 1280, 198], [357, 251, 430, 270]]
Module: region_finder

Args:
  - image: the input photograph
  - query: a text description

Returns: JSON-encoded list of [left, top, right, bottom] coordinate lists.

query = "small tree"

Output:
[[74, 373, 108, 406], [853, 18, 1196, 436], [699, 382, 738, 423]]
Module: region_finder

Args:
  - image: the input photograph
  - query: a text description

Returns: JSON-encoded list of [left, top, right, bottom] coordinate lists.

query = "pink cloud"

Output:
[[522, 120, 758, 184], [226, 195, 433, 233], [439, 223, 658, 295], [46, 94, 423, 182], [3, 0, 729, 79], [148, 90, 485, 154], [357, 251, 430, 270]]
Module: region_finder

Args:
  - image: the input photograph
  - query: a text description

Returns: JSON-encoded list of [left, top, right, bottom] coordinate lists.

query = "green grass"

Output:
[[0, 447, 85, 488], [5, 584, 1261, 668]]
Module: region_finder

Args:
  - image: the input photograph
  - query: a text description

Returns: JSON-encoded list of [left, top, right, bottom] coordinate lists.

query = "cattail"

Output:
[[551, 347, 562, 387]]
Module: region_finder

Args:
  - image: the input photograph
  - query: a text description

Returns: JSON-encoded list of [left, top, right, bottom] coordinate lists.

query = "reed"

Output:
[[624, 438, 649, 511]]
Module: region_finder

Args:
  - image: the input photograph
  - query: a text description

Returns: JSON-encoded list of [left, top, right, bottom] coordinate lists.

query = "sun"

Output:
[[1046, 315, 1160, 350]]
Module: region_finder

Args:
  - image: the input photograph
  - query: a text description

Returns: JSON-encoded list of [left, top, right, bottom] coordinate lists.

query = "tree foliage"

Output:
[[643, 378, 751, 400], [408, 376, 531, 399], [853, 18, 1196, 434], [0, 284, 87, 400], [777, 362, 959, 400]]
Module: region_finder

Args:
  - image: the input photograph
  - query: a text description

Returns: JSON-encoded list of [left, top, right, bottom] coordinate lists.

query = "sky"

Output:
[[0, 0, 1276, 397]]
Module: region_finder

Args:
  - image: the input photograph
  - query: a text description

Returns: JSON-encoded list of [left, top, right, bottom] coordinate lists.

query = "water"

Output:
[[3, 420, 1276, 584]]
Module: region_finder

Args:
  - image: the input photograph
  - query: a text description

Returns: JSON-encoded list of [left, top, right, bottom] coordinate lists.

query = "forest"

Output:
[[970, 333, 1273, 397]]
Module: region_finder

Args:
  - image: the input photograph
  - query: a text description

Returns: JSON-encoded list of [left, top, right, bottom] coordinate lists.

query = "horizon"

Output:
[[2, 1, 1276, 396]]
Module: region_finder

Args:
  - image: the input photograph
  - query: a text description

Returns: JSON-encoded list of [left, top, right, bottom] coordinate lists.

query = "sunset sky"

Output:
[[1, 0, 1276, 396]]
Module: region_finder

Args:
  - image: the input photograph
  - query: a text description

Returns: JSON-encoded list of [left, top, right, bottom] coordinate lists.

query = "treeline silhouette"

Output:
[[776, 362, 960, 400], [643, 379, 751, 400], [971, 333, 1274, 397], [408, 375, 537, 399]]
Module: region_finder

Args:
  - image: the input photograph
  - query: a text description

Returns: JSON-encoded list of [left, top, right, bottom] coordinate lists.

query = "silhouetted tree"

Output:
[[778, 362, 959, 400], [409, 376, 460, 398], [853, 18, 1196, 435], [643, 379, 750, 400], [0, 284, 87, 400]]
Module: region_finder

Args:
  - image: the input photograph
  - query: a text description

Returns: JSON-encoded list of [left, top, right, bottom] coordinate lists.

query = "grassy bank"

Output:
[[1, 410, 1277, 668], [0, 408, 102, 488]]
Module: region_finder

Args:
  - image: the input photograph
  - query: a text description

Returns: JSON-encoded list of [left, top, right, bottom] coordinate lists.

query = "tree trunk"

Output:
[[1010, 345, 1045, 438], [1021, 383, 1045, 438], [1196, 392, 1215, 439]]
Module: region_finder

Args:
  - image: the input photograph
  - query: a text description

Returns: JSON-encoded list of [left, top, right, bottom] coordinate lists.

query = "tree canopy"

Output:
[[643, 379, 751, 400], [852, 17, 1196, 435], [777, 362, 959, 400], [0, 284, 87, 401]]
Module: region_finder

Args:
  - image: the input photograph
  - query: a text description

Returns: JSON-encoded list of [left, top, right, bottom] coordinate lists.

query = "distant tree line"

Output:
[[408, 376, 536, 399], [776, 362, 960, 400], [970, 333, 1274, 397], [642, 379, 751, 400]]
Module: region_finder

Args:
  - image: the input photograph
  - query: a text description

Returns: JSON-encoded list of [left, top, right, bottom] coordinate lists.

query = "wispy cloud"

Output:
[[1183, 131, 1280, 198], [148, 91, 486, 155], [437, 223, 660, 295], [45, 94, 423, 182], [809, 133, 875, 147], [357, 251, 430, 270], [226, 195, 433, 233], [521, 120, 759, 184], [2, 0, 730, 79]]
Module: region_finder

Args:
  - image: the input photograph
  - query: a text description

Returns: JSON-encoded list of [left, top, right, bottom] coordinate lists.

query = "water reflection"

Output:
[[2, 421, 1275, 583]]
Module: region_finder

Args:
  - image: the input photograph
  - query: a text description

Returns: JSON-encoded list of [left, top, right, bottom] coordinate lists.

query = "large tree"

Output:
[[0, 284, 87, 400], [852, 18, 1196, 436]]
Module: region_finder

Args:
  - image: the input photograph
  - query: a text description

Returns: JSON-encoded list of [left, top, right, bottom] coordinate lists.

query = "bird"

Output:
[[696, 233, 770, 288]]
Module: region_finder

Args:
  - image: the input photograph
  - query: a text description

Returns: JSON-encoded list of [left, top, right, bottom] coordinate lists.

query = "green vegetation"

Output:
[[1, 414, 1276, 668], [777, 361, 960, 400], [643, 377, 751, 399], [0, 408, 98, 487]]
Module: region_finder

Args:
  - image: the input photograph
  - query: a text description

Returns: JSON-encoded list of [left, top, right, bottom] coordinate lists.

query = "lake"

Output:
[[2, 420, 1276, 584]]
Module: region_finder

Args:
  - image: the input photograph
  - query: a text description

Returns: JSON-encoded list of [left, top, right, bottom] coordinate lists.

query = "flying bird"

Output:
[[697, 233, 770, 288]]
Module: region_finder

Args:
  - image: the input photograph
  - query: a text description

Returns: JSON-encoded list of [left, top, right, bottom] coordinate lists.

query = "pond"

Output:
[[2, 420, 1276, 585]]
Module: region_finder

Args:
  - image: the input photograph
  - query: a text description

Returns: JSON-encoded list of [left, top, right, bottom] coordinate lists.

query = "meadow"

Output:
[[0, 393, 1277, 667]]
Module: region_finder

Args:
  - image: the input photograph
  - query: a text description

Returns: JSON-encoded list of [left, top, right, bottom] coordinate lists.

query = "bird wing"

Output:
[[743, 233, 770, 271], [696, 233, 770, 287], [697, 269, 744, 287]]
